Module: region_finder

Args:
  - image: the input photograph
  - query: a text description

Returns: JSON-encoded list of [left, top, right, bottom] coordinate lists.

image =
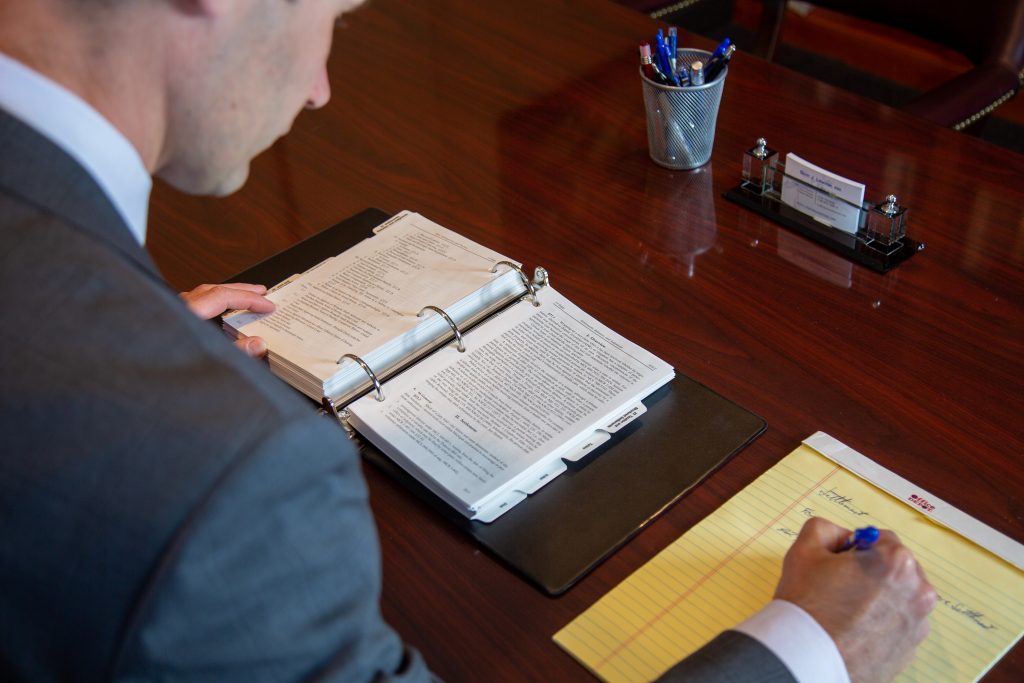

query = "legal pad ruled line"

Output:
[[553, 436, 1024, 683]]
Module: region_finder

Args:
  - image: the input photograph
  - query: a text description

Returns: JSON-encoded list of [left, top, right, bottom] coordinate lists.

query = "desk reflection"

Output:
[[639, 163, 717, 279]]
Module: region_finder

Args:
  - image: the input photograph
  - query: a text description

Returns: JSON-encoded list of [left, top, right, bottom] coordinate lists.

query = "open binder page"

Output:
[[346, 286, 675, 522], [224, 211, 524, 403], [553, 434, 1024, 683]]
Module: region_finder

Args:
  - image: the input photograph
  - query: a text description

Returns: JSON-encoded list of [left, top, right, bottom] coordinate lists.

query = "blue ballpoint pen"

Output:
[[655, 31, 671, 68], [839, 526, 880, 551], [704, 43, 735, 83], [654, 33, 679, 86], [653, 31, 668, 72], [668, 26, 678, 71], [707, 36, 732, 64]]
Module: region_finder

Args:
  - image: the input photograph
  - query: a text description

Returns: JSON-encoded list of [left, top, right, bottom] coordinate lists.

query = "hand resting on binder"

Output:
[[180, 282, 276, 358]]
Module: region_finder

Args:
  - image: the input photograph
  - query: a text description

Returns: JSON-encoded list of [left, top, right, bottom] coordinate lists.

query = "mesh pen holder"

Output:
[[640, 49, 726, 170]]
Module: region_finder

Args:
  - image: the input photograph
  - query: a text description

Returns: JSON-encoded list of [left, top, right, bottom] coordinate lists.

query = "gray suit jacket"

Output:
[[0, 107, 796, 683], [0, 109, 430, 682], [660, 631, 797, 682]]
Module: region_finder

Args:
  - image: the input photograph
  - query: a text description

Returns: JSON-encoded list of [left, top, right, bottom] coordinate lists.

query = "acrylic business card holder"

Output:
[[724, 138, 924, 273]]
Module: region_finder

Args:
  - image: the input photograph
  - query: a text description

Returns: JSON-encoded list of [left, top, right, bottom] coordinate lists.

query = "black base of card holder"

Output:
[[228, 208, 767, 595], [724, 186, 923, 273]]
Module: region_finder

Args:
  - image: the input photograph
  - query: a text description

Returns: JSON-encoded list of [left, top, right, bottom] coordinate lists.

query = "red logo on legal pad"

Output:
[[908, 494, 935, 512]]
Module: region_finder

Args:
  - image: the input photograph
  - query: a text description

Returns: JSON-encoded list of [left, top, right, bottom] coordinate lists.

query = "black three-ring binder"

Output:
[[227, 208, 766, 595]]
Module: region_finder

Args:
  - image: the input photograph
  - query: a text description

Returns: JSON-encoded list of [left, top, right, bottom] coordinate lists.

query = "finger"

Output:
[[860, 530, 906, 564], [793, 516, 851, 553], [217, 289, 275, 313], [219, 282, 268, 295], [184, 282, 268, 295], [905, 559, 937, 645], [909, 557, 937, 616], [916, 581, 938, 619], [181, 283, 215, 296], [181, 283, 269, 305], [235, 336, 269, 358], [186, 287, 275, 319], [913, 554, 932, 588]]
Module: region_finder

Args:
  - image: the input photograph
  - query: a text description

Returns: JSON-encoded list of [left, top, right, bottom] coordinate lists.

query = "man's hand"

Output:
[[774, 517, 937, 683], [180, 283, 275, 358]]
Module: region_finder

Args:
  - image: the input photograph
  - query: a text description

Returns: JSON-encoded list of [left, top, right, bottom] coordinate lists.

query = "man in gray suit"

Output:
[[0, 1, 935, 681]]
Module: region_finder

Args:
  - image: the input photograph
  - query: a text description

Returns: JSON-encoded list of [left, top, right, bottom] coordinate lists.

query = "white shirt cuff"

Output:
[[733, 599, 851, 683]]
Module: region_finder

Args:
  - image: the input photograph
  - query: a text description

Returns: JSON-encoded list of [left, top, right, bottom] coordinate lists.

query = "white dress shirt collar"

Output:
[[0, 52, 152, 245]]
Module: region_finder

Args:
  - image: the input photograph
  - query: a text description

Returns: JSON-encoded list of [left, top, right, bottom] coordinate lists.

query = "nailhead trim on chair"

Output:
[[644, 2, 1024, 132], [954, 80, 1022, 131], [650, 0, 707, 19]]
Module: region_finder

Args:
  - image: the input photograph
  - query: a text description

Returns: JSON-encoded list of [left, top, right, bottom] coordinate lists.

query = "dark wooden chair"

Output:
[[752, 0, 1024, 130], [617, 0, 1024, 130]]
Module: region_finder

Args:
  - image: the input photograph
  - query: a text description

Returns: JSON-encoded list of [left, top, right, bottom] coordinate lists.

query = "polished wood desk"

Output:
[[148, 0, 1024, 680]]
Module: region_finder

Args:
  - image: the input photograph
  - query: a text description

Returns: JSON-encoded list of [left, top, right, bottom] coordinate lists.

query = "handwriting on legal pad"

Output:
[[553, 434, 1024, 683]]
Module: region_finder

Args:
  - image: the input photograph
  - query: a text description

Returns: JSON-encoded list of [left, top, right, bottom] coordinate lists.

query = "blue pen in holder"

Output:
[[640, 48, 727, 170]]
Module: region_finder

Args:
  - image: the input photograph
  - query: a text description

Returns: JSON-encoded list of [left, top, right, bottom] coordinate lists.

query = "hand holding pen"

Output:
[[774, 518, 937, 683]]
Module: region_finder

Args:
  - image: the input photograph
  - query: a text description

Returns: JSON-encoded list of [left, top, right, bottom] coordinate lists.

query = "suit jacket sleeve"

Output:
[[656, 630, 797, 683], [111, 414, 435, 683]]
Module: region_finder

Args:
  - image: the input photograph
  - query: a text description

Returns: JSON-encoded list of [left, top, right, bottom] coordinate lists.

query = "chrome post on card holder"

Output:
[[741, 137, 779, 195], [864, 194, 908, 249], [725, 136, 924, 273]]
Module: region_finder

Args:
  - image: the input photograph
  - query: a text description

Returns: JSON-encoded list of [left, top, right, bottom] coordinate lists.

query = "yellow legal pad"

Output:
[[553, 434, 1024, 682]]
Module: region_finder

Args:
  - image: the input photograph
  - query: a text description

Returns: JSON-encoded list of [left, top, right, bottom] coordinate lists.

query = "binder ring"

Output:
[[321, 396, 356, 436], [336, 353, 384, 402], [418, 305, 466, 352], [491, 260, 539, 306]]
